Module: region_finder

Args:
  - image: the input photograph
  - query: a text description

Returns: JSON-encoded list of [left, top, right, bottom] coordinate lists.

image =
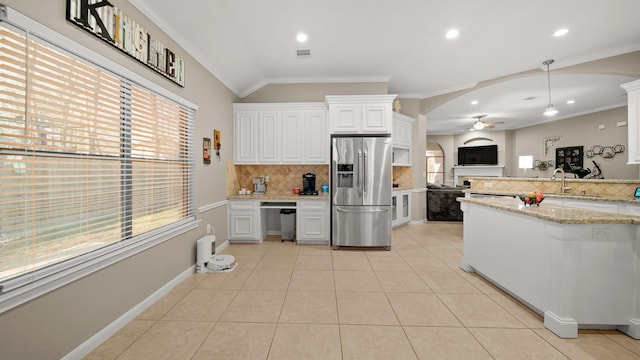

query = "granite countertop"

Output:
[[458, 197, 640, 224], [227, 193, 329, 201], [462, 189, 639, 204], [393, 186, 412, 191], [467, 177, 640, 184]]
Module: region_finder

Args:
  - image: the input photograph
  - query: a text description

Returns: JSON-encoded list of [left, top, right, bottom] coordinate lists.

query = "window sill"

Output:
[[0, 219, 198, 314]]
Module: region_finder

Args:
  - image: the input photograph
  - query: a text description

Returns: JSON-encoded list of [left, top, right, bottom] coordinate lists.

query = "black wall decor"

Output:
[[556, 146, 583, 172]]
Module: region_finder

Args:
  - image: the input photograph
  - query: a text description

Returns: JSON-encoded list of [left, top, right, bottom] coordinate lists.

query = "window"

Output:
[[0, 18, 195, 306], [426, 141, 445, 185]]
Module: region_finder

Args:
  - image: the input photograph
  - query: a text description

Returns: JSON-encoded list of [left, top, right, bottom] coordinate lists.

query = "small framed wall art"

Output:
[[203, 137, 211, 164]]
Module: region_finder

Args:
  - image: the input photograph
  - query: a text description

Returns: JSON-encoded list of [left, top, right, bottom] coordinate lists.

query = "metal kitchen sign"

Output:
[[66, 0, 185, 87]]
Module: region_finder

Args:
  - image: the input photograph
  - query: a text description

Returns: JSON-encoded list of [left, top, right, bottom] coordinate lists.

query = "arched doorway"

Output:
[[426, 141, 444, 185]]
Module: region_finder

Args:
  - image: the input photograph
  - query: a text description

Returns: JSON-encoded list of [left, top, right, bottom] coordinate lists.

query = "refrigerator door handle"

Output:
[[336, 208, 388, 213], [357, 149, 363, 195], [363, 149, 368, 193]]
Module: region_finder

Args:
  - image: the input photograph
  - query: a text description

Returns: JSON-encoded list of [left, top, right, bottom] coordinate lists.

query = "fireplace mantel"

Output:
[[453, 166, 504, 185]]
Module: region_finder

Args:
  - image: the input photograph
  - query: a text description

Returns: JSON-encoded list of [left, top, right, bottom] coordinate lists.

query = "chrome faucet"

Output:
[[551, 167, 571, 193]]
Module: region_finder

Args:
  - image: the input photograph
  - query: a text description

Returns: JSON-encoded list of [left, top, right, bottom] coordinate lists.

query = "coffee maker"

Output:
[[300, 173, 317, 195], [253, 177, 267, 195]]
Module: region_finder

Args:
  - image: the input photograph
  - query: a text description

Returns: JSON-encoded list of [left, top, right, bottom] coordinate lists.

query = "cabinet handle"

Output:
[[336, 208, 388, 213]]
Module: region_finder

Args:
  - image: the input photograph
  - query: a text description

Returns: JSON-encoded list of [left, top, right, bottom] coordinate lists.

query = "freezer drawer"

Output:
[[332, 205, 391, 249]]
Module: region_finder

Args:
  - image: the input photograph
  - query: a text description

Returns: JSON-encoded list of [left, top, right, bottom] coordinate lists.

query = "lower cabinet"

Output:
[[228, 199, 329, 244], [296, 200, 329, 244], [392, 190, 411, 228], [228, 201, 264, 243]]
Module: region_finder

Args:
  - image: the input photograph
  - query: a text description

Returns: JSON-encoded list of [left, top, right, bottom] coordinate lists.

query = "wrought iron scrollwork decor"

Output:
[[585, 144, 624, 158]]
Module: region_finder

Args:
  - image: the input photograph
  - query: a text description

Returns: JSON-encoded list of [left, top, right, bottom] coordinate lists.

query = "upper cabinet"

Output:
[[392, 112, 415, 166], [233, 103, 328, 164], [234, 110, 258, 163], [622, 79, 640, 164], [326, 95, 397, 134]]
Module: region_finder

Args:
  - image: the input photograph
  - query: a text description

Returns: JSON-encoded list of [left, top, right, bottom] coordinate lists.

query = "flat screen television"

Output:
[[457, 145, 498, 165]]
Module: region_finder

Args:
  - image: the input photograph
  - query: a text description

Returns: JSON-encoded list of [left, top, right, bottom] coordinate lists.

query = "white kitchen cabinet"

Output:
[[392, 112, 413, 147], [228, 201, 264, 242], [392, 190, 411, 228], [233, 103, 328, 164], [326, 95, 396, 134], [258, 111, 281, 163], [233, 111, 258, 164], [392, 112, 414, 166], [621, 79, 640, 164], [303, 110, 329, 163], [281, 111, 303, 163], [296, 200, 329, 244]]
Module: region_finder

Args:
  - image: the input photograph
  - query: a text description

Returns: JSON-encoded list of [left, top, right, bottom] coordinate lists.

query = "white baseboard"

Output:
[[410, 219, 426, 225], [63, 266, 195, 360], [216, 239, 230, 253]]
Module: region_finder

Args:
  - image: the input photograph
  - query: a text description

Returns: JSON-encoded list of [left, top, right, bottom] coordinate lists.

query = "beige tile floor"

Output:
[[85, 222, 640, 360]]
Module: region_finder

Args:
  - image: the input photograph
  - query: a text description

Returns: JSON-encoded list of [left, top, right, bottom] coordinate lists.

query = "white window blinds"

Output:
[[0, 22, 194, 287]]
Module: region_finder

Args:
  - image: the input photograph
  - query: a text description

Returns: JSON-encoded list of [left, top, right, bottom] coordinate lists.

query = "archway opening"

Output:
[[426, 141, 444, 185]]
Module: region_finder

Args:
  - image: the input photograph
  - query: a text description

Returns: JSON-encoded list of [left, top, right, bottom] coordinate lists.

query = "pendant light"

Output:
[[543, 59, 558, 116]]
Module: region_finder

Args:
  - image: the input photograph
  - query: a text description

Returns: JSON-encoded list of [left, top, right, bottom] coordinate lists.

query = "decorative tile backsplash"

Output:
[[226, 162, 415, 196], [227, 163, 329, 195], [392, 166, 413, 188], [469, 177, 639, 197]]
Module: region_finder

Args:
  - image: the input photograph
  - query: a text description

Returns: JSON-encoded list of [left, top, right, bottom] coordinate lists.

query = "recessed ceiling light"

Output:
[[445, 29, 459, 39], [566, 100, 575, 104], [296, 33, 308, 43], [553, 28, 569, 37], [471, 100, 479, 105]]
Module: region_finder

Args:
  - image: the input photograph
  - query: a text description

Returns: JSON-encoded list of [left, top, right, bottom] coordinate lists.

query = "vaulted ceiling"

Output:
[[130, 0, 640, 134]]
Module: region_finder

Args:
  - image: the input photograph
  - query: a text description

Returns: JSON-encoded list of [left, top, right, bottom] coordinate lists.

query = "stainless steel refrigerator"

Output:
[[331, 135, 392, 249]]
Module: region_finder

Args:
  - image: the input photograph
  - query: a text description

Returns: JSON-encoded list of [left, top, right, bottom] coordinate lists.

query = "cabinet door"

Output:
[[401, 192, 410, 220], [362, 103, 391, 133], [234, 111, 257, 163], [392, 121, 401, 145], [228, 202, 260, 240], [281, 111, 303, 163], [627, 86, 640, 163], [258, 111, 281, 163], [297, 201, 329, 242], [398, 121, 411, 147], [391, 195, 398, 223], [330, 104, 360, 133], [304, 110, 328, 163]]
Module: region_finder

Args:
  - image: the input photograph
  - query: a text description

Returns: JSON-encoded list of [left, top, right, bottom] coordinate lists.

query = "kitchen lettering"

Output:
[[66, 0, 185, 86]]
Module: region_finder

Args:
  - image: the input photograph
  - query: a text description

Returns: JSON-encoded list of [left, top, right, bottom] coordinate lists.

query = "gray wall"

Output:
[[0, 1, 237, 359], [513, 106, 638, 179], [427, 106, 640, 181]]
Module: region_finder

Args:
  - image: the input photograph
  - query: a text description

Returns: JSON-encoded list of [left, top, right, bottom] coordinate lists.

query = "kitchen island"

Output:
[[458, 197, 640, 339]]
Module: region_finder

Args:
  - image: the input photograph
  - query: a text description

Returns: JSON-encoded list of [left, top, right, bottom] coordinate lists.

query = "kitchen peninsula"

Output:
[[458, 195, 640, 340]]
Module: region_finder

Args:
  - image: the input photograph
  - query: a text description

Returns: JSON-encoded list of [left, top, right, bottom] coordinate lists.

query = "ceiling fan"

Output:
[[465, 115, 504, 131]]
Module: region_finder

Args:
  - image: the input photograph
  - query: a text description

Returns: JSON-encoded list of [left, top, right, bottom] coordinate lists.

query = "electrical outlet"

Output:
[[206, 224, 211, 234], [265, 176, 269, 182]]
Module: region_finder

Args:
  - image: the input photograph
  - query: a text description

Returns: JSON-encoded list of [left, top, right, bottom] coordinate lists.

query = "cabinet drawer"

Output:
[[229, 201, 260, 210], [297, 200, 328, 211]]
